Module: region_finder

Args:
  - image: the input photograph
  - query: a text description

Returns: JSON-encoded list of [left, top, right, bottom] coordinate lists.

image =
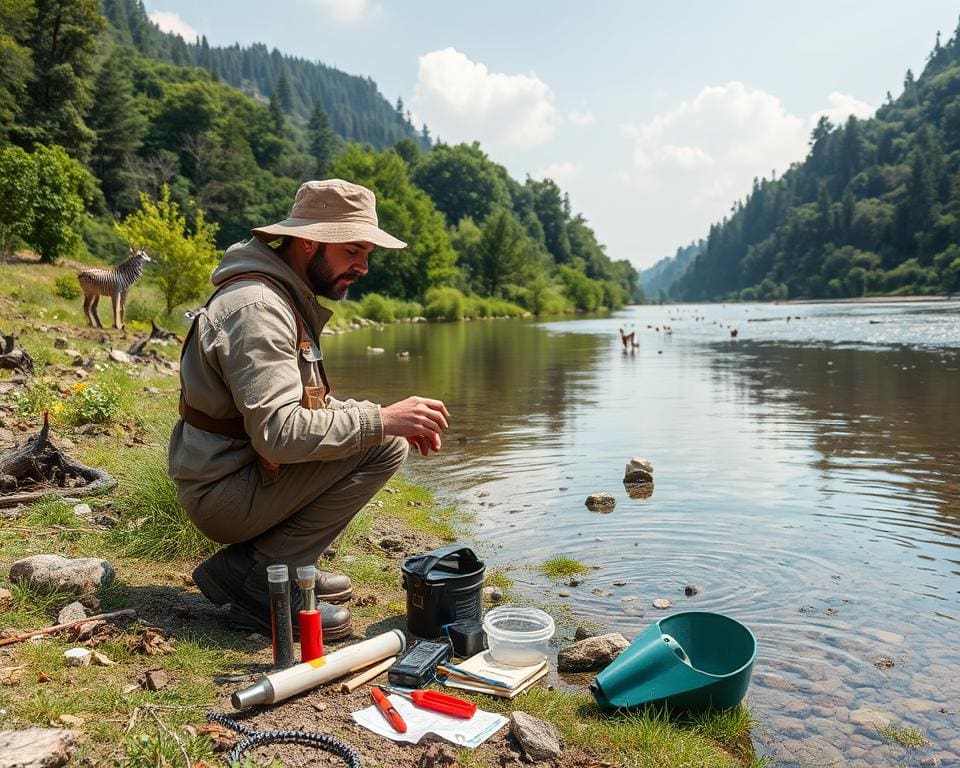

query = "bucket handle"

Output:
[[405, 545, 481, 578]]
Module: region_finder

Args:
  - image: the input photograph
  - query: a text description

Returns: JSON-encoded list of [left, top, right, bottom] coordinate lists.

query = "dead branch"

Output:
[[0, 608, 137, 647]]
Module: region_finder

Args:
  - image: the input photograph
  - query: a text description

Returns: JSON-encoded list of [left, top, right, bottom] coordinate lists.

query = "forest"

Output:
[[0, 0, 641, 322], [659, 20, 960, 302]]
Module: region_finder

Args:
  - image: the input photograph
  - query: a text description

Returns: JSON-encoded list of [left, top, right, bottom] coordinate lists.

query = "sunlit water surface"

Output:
[[323, 300, 960, 767]]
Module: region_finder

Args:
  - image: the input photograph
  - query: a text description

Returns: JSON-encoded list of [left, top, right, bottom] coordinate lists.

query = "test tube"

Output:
[[267, 564, 295, 668], [296, 565, 323, 662]]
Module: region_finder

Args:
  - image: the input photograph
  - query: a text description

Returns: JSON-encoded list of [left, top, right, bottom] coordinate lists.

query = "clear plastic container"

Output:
[[483, 606, 555, 666]]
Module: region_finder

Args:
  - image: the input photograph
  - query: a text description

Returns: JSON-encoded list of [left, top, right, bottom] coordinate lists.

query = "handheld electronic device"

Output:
[[387, 640, 452, 688]]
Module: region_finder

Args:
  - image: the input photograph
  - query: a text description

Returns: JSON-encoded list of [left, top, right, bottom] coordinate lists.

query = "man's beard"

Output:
[[307, 252, 360, 300]]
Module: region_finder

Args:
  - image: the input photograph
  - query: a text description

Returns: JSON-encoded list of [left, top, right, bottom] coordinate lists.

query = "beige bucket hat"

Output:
[[251, 179, 406, 249]]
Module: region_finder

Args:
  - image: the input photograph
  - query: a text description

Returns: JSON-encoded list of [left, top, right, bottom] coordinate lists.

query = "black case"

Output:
[[387, 640, 452, 688]]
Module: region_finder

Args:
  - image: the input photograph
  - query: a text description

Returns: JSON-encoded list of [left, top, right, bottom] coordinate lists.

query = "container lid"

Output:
[[402, 545, 484, 583]]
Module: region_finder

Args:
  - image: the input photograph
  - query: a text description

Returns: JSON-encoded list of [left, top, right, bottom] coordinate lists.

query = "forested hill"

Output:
[[639, 241, 702, 301], [100, 0, 427, 150], [671, 20, 960, 302]]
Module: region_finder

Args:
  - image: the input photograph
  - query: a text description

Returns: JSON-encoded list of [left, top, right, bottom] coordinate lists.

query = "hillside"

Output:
[[669, 20, 960, 302], [100, 0, 428, 151], [639, 241, 702, 301]]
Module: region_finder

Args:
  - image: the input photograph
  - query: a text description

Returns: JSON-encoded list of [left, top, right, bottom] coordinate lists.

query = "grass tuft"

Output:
[[106, 445, 218, 560], [876, 724, 926, 747], [538, 555, 590, 579]]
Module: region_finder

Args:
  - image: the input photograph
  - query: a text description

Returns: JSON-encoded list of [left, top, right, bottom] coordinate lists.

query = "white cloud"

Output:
[[809, 91, 875, 129], [534, 161, 582, 183], [567, 110, 595, 126], [412, 48, 557, 150], [310, 0, 381, 24], [148, 10, 199, 41]]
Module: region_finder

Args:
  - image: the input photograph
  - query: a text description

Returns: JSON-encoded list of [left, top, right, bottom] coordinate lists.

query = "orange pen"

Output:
[[371, 685, 407, 733]]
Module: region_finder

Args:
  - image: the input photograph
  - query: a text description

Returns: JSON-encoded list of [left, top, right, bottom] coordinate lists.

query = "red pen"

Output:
[[371, 685, 407, 733]]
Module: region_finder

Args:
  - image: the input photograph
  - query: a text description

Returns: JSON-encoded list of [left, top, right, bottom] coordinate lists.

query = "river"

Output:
[[322, 299, 960, 767]]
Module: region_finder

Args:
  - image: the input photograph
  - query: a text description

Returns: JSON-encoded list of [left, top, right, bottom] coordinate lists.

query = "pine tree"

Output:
[[308, 99, 337, 176], [15, 0, 105, 160], [87, 45, 147, 213]]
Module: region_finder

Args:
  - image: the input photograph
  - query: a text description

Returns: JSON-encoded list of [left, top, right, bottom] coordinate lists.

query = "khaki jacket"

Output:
[[168, 237, 384, 502]]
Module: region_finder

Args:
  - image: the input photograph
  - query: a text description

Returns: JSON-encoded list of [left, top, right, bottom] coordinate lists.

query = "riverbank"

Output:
[[0, 259, 761, 766]]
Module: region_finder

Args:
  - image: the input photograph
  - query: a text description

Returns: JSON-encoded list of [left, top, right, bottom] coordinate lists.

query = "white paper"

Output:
[[351, 693, 508, 748]]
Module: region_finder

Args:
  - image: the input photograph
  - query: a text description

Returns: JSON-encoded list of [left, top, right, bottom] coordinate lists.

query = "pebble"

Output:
[[558, 591, 570, 597], [612, 580, 627, 586], [64, 648, 91, 667], [652, 598, 671, 609], [71, 504, 92, 516], [684, 584, 701, 596]]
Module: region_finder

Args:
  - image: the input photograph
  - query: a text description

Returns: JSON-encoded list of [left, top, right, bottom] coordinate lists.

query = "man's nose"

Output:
[[353, 252, 369, 275]]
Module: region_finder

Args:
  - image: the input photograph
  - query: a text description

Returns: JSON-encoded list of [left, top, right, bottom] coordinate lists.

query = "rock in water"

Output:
[[9, 555, 114, 596], [585, 493, 616, 512], [557, 633, 630, 671], [509, 711, 561, 761], [624, 457, 654, 484]]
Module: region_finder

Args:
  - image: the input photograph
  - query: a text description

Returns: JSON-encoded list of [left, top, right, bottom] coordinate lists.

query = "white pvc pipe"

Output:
[[232, 629, 406, 708]]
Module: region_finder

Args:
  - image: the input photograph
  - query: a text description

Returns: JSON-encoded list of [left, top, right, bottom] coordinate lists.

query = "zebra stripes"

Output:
[[77, 246, 152, 330]]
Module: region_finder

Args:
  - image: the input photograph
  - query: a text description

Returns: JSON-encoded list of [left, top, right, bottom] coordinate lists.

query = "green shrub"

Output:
[[54, 275, 81, 300], [424, 286, 466, 320], [360, 292, 395, 323], [11, 381, 58, 418], [65, 383, 121, 425]]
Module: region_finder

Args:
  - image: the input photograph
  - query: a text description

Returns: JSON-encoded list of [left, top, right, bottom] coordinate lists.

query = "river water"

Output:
[[323, 299, 960, 767]]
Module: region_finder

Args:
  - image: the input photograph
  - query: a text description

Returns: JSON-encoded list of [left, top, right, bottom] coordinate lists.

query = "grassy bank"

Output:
[[0, 257, 765, 767]]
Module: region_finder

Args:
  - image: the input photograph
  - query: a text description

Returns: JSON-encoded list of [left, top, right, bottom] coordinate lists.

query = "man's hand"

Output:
[[381, 396, 449, 455]]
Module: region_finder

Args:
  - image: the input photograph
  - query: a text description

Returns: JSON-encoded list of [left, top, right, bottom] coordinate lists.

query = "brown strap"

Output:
[[179, 392, 246, 439]]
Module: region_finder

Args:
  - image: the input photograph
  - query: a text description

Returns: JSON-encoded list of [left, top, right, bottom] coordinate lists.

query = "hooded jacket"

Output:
[[168, 237, 384, 502]]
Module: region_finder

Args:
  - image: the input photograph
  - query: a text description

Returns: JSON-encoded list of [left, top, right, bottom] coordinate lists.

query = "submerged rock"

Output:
[[585, 493, 616, 512]]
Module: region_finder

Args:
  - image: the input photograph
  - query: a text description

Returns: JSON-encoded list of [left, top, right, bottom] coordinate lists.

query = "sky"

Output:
[[144, 1, 958, 272]]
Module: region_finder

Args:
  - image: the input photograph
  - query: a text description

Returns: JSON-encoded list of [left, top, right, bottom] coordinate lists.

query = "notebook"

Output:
[[438, 651, 549, 699]]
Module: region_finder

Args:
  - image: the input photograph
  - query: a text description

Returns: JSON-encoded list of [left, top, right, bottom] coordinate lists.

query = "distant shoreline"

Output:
[[780, 295, 959, 305]]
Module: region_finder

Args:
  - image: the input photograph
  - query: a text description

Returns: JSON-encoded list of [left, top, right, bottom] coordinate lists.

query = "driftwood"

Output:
[[0, 412, 116, 507], [126, 321, 182, 357], [0, 333, 33, 374], [0, 608, 137, 647]]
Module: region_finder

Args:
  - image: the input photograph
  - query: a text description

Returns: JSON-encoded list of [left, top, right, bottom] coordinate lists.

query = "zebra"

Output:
[[77, 246, 152, 330]]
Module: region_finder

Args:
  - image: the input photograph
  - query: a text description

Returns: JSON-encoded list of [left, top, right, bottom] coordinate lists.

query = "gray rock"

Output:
[[0, 727, 79, 768], [56, 601, 87, 626], [53, 337, 68, 349], [9, 555, 115, 596], [684, 584, 701, 597], [71, 504, 92, 517], [585, 493, 616, 512], [108, 349, 136, 365], [574, 626, 594, 641], [652, 598, 672, 609], [557, 632, 630, 672], [483, 585, 504, 603], [509, 711, 561, 761]]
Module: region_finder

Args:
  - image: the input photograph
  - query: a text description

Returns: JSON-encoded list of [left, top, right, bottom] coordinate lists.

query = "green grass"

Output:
[[538, 555, 590, 579], [876, 724, 927, 747]]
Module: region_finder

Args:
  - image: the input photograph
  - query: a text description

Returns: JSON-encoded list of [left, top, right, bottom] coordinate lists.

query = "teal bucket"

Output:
[[591, 612, 756, 713]]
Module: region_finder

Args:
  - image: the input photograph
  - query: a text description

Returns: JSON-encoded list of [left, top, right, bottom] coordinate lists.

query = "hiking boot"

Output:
[[315, 571, 352, 603], [225, 563, 352, 641], [228, 596, 353, 642], [192, 543, 255, 607]]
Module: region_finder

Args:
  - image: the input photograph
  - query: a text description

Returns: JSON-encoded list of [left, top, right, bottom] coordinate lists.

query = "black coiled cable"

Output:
[[206, 711, 362, 767]]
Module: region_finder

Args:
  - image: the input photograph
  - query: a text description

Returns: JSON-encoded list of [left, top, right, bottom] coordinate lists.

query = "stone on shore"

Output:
[[9, 555, 114, 596], [56, 602, 87, 626], [510, 711, 561, 761], [0, 727, 79, 768], [557, 632, 630, 671]]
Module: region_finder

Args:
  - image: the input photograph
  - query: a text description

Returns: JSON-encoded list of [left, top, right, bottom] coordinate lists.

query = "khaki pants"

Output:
[[183, 437, 408, 567]]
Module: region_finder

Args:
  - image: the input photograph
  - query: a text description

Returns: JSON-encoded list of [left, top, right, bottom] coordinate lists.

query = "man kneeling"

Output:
[[169, 179, 449, 639]]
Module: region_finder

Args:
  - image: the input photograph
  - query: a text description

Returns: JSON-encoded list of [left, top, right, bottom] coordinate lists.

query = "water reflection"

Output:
[[322, 302, 960, 766]]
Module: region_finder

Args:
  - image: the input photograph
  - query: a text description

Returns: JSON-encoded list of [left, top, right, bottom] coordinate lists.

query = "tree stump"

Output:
[[0, 412, 115, 507], [0, 333, 33, 374]]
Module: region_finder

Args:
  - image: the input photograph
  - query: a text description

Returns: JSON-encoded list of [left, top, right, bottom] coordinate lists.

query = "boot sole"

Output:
[[227, 603, 353, 642], [317, 586, 352, 604]]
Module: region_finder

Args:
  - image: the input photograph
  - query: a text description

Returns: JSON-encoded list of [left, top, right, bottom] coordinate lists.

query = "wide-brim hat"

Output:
[[251, 179, 406, 249]]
